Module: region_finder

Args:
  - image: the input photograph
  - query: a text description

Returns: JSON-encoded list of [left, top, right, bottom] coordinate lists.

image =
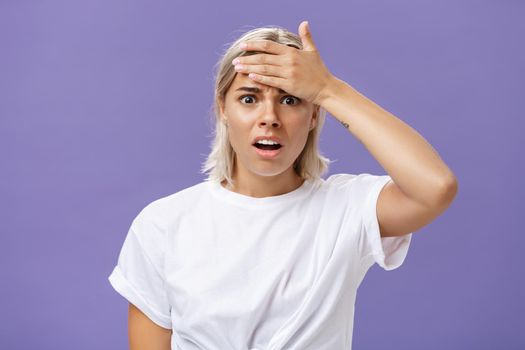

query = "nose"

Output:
[[258, 101, 281, 128]]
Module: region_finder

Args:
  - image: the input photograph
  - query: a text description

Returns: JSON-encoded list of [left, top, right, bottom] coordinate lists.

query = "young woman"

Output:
[[109, 21, 458, 350]]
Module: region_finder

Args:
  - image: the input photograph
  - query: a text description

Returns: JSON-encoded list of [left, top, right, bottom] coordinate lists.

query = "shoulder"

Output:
[[323, 173, 359, 188], [324, 172, 389, 190], [130, 180, 209, 238], [323, 172, 384, 193], [319, 173, 391, 211], [139, 181, 208, 218]]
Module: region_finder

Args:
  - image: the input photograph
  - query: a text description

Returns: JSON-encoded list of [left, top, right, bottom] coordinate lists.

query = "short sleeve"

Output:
[[108, 215, 172, 329], [358, 173, 412, 271]]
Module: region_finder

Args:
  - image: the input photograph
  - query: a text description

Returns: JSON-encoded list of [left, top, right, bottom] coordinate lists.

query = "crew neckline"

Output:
[[207, 178, 318, 208]]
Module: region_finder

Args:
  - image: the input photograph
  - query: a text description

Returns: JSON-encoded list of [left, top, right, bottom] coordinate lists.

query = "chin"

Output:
[[250, 164, 294, 178], [251, 169, 286, 178]]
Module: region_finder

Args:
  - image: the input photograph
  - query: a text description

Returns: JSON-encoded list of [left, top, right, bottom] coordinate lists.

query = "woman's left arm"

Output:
[[236, 21, 458, 237], [318, 74, 458, 237]]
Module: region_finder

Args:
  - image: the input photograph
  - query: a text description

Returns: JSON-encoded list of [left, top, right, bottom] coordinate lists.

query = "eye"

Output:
[[238, 95, 301, 105], [239, 95, 256, 104], [282, 96, 301, 105]]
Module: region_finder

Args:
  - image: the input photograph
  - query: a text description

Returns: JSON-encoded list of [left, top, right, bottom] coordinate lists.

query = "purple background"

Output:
[[1, 0, 523, 349]]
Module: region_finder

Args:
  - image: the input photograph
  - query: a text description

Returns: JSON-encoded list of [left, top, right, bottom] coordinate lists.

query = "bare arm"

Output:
[[318, 76, 458, 237], [128, 303, 172, 350]]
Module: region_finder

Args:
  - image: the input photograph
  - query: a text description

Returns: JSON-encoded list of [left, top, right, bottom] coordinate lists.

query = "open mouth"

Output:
[[253, 143, 282, 151]]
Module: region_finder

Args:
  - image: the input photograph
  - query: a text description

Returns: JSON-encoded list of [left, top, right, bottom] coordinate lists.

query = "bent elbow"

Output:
[[436, 175, 459, 207]]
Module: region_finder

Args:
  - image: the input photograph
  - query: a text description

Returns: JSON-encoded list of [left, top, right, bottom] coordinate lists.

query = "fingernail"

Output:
[[232, 58, 240, 65], [240, 42, 247, 49]]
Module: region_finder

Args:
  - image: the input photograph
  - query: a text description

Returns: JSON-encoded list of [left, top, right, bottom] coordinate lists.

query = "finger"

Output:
[[247, 72, 287, 89], [234, 63, 284, 78], [233, 53, 280, 67], [240, 39, 289, 55], [298, 20, 317, 52]]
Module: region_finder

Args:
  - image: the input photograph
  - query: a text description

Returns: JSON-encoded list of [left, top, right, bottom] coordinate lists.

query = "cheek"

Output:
[[290, 115, 312, 135], [226, 122, 251, 151], [291, 121, 312, 150]]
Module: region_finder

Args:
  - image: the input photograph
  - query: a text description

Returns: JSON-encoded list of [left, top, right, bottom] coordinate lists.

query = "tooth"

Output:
[[256, 139, 280, 145]]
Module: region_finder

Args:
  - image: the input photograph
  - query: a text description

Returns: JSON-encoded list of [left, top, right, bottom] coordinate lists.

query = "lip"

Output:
[[253, 145, 283, 159], [252, 135, 283, 146]]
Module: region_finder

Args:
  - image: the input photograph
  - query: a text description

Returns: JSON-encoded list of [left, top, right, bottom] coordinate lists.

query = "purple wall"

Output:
[[1, 0, 523, 349]]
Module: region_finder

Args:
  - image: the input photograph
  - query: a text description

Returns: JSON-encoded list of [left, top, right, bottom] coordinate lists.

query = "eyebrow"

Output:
[[235, 86, 289, 94]]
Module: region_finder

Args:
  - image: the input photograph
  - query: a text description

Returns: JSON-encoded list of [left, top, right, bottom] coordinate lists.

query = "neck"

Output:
[[222, 163, 304, 198]]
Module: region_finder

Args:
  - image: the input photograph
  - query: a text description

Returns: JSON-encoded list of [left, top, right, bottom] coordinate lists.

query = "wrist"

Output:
[[315, 74, 348, 107]]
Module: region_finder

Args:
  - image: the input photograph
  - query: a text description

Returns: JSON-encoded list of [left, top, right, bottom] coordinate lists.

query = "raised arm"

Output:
[[232, 20, 458, 237], [318, 75, 458, 237]]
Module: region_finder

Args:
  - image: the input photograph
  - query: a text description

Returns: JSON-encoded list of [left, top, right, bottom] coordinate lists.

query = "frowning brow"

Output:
[[235, 86, 289, 94]]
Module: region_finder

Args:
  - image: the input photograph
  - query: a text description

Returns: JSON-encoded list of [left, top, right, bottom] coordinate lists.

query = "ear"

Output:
[[310, 105, 320, 130], [218, 98, 228, 123]]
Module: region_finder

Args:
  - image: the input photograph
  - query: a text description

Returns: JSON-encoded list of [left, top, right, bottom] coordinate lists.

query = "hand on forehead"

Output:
[[229, 22, 330, 105]]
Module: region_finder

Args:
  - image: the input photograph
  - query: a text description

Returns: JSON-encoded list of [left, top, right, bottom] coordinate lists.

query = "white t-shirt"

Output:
[[108, 173, 412, 350]]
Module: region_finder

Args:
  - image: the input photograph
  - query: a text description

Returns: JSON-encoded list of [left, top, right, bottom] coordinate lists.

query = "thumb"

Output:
[[299, 21, 317, 51]]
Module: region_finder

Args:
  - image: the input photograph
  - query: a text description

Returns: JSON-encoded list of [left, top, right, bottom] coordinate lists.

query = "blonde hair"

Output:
[[201, 25, 332, 188]]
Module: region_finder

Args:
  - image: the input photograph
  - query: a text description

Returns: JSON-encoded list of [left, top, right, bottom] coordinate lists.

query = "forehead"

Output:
[[228, 73, 288, 94]]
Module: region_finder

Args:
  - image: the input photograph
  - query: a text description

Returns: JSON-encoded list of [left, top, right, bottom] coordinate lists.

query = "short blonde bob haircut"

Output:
[[201, 25, 332, 188]]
